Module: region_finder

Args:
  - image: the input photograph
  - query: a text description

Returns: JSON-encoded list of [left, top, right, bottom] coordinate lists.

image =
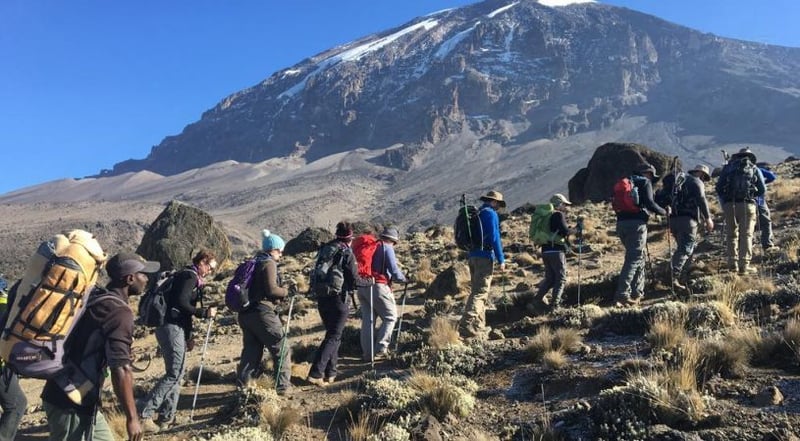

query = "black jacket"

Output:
[[616, 175, 668, 222]]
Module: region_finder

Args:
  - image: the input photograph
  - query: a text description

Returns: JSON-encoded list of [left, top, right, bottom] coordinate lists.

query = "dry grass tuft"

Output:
[[408, 370, 440, 392], [428, 317, 461, 350], [259, 403, 303, 438], [782, 319, 800, 362], [424, 383, 475, 419], [347, 412, 380, 441], [646, 315, 688, 351], [552, 328, 583, 353], [542, 350, 567, 371], [527, 327, 555, 361], [710, 275, 748, 311], [415, 257, 436, 286], [770, 178, 800, 213], [103, 407, 127, 441], [331, 389, 361, 424]]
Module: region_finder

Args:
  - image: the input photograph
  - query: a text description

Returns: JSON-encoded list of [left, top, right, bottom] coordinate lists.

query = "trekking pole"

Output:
[[275, 295, 296, 388], [369, 285, 375, 369], [394, 281, 409, 352], [576, 217, 584, 307], [190, 317, 214, 421]]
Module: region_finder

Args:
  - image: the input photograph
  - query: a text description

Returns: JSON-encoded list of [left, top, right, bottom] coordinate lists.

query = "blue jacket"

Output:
[[468, 203, 505, 264], [757, 167, 776, 207], [372, 242, 406, 285]]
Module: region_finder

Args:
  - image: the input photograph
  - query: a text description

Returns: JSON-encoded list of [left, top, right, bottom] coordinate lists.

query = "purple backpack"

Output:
[[225, 256, 267, 312]]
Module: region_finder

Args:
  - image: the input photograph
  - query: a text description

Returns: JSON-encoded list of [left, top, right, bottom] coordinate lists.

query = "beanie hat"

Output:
[[261, 229, 286, 252], [335, 223, 353, 240]]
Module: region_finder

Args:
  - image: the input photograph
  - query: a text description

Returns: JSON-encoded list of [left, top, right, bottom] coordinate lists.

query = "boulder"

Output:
[[753, 385, 784, 406], [284, 227, 333, 256], [568, 142, 680, 204], [137, 201, 231, 271], [424, 262, 470, 300]]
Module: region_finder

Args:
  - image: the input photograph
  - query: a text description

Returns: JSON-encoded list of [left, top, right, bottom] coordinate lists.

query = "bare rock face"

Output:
[[284, 227, 333, 256], [424, 262, 470, 300], [568, 143, 680, 204], [137, 201, 232, 271]]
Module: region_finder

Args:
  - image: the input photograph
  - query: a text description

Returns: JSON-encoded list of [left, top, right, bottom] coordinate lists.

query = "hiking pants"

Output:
[[43, 401, 114, 441], [615, 219, 648, 300], [0, 368, 27, 440], [757, 203, 775, 248], [722, 202, 757, 270], [140, 323, 186, 422], [669, 216, 698, 278], [308, 294, 348, 380], [459, 256, 494, 335], [537, 251, 567, 307], [357, 283, 397, 359], [237, 303, 292, 392]]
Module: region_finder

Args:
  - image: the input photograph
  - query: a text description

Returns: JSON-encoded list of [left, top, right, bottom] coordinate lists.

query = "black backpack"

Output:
[[454, 196, 485, 251], [311, 243, 346, 297], [717, 157, 758, 201], [138, 270, 177, 327]]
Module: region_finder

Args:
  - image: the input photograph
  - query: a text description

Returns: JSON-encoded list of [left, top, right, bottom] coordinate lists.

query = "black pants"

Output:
[[0, 367, 27, 441], [309, 295, 348, 380]]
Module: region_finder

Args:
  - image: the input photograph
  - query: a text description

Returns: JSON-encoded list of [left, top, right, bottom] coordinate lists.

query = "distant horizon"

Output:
[[2, 0, 798, 195]]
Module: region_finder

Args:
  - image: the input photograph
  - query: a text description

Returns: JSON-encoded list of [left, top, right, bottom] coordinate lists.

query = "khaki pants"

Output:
[[722, 202, 757, 270], [459, 256, 494, 335]]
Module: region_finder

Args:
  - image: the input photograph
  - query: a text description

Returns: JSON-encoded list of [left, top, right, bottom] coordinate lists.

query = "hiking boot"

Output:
[[141, 418, 160, 434], [324, 376, 336, 384], [672, 279, 687, 291], [158, 415, 175, 430], [615, 297, 638, 308], [375, 349, 390, 360], [306, 376, 327, 387], [764, 245, 781, 253], [738, 266, 758, 275]]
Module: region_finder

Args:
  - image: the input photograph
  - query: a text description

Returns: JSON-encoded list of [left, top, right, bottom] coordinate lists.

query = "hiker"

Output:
[[236, 229, 292, 395], [307, 221, 359, 386], [0, 279, 27, 441], [459, 190, 506, 338], [139, 250, 218, 433], [715, 148, 766, 274], [756, 164, 779, 253], [357, 226, 407, 360], [42, 252, 160, 441], [614, 163, 669, 306], [662, 165, 714, 290], [533, 194, 574, 311]]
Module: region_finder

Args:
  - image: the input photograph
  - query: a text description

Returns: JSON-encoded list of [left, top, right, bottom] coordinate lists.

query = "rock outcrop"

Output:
[[284, 227, 333, 256], [137, 200, 232, 271], [568, 143, 680, 204]]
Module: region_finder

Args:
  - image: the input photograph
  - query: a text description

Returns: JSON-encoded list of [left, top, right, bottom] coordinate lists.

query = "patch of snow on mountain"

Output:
[[280, 18, 439, 98], [434, 22, 480, 59], [487, 2, 519, 19], [538, 0, 595, 7], [425, 7, 455, 17], [500, 24, 517, 63]]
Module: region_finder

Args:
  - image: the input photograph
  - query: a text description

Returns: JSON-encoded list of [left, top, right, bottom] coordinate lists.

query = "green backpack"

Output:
[[529, 204, 564, 246]]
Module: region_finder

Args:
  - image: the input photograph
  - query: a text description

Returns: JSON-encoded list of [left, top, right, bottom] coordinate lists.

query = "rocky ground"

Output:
[[11, 160, 800, 440]]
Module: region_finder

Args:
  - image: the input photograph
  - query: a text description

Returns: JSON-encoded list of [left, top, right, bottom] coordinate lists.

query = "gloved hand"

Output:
[[287, 280, 299, 296], [186, 338, 195, 352]]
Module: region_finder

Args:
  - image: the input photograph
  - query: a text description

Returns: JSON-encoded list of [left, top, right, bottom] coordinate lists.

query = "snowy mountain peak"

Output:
[[538, 0, 596, 6]]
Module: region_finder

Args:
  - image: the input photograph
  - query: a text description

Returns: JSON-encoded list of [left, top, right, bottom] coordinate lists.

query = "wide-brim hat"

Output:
[[479, 190, 507, 208], [689, 164, 711, 182], [732, 147, 757, 163], [636, 163, 659, 178], [550, 193, 572, 206], [379, 227, 400, 243]]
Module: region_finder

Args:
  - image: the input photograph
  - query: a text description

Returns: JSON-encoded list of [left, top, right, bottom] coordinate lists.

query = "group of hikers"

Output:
[[0, 146, 780, 440]]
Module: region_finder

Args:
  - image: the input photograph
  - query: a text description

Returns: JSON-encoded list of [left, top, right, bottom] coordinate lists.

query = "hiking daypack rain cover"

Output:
[[454, 205, 484, 251], [138, 270, 177, 327], [612, 176, 642, 213], [717, 157, 758, 201], [311, 243, 347, 297], [0, 230, 107, 381], [352, 234, 379, 280], [529, 204, 562, 246]]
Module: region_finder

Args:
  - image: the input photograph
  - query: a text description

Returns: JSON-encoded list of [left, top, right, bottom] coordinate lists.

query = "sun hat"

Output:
[[732, 147, 757, 163], [636, 163, 659, 178], [689, 164, 711, 182], [379, 227, 400, 243], [550, 193, 572, 206], [479, 190, 507, 208], [261, 229, 286, 252], [105, 252, 160, 281]]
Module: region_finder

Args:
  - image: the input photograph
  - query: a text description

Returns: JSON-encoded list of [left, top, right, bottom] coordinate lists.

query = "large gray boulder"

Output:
[[284, 227, 333, 256], [568, 143, 680, 204], [137, 200, 232, 271]]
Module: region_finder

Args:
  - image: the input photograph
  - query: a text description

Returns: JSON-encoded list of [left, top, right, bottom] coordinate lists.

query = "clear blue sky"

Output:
[[1, 0, 798, 195]]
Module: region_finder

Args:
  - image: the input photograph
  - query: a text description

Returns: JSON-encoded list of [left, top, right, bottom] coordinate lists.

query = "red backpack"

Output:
[[612, 176, 641, 214], [352, 234, 379, 280]]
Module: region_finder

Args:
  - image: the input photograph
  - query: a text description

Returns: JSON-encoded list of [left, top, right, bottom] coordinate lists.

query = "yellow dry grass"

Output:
[[646, 315, 688, 351], [428, 317, 461, 349]]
